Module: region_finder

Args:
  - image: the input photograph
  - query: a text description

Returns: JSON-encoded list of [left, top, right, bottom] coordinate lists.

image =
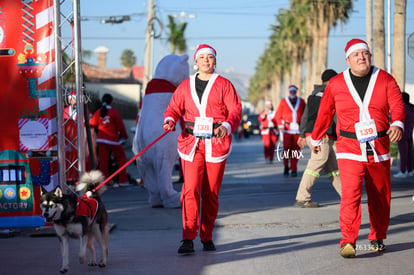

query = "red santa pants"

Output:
[[261, 131, 278, 161], [337, 155, 391, 247], [98, 142, 128, 183], [283, 133, 301, 171], [181, 140, 226, 242]]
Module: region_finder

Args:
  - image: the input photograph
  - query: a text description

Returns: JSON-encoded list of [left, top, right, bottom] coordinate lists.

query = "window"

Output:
[[0, 166, 26, 185]]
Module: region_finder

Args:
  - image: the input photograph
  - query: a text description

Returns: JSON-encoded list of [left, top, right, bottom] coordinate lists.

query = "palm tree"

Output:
[[167, 15, 187, 55], [366, 0, 373, 51], [283, 2, 309, 94], [120, 49, 136, 68], [392, 0, 407, 89], [373, 0, 385, 69], [308, 0, 352, 94], [248, 0, 352, 109]]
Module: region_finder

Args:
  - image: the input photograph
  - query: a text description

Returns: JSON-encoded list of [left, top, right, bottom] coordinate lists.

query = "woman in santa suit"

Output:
[[63, 91, 79, 183], [163, 44, 242, 254], [64, 90, 95, 183], [258, 100, 278, 163], [274, 85, 306, 177], [90, 93, 129, 187]]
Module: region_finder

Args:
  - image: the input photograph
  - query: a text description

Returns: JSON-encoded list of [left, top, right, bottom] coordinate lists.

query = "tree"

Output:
[[392, 0, 407, 89], [248, 0, 352, 107], [366, 0, 373, 50], [373, 0, 385, 69], [167, 15, 187, 55], [307, 0, 352, 95], [120, 49, 136, 68]]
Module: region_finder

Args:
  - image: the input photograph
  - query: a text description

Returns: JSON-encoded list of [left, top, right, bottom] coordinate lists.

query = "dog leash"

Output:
[[92, 131, 169, 193]]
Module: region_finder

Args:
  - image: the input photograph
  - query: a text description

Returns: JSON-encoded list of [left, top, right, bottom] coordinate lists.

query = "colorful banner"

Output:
[[0, 0, 57, 227]]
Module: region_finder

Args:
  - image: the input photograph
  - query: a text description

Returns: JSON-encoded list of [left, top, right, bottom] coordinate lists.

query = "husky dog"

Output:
[[40, 170, 109, 273]]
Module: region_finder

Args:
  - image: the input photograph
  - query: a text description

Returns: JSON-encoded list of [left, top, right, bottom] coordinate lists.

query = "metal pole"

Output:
[[143, 0, 155, 92], [73, 0, 86, 174], [387, 0, 391, 73], [53, 0, 66, 188]]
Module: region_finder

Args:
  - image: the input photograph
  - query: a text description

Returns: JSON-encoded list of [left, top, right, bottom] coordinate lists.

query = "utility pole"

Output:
[[143, 0, 155, 92]]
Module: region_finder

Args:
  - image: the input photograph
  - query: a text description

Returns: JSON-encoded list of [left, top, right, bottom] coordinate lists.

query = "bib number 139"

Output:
[[355, 119, 378, 143]]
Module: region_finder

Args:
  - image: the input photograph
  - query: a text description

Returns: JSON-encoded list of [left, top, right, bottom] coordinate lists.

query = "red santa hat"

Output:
[[68, 90, 76, 100], [288, 85, 298, 93], [345, 38, 370, 58], [194, 44, 216, 61]]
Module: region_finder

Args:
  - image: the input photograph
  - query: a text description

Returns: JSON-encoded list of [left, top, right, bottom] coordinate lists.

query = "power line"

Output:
[[73, 32, 414, 41]]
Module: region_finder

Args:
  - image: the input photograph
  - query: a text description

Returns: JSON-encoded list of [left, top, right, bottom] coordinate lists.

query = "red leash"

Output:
[[92, 131, 169, 193]]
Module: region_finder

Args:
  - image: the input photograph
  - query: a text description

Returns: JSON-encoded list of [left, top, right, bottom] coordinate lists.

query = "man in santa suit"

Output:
[[133, 54, 189, 208], [163, 44, 242, 254], [311, 38, 405, 258], [258, 100, 278, 164], [274, 85, 306, 177]]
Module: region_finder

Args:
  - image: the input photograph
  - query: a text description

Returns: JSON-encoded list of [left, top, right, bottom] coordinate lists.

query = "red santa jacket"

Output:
[[258, 109, 278, 136], [164, 73, 242, 163], [311, 67, 405, 162], [90, 106, 128, 145], [274, 96, 306, 134]]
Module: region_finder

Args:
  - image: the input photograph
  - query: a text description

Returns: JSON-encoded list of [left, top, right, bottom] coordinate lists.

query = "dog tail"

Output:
[[76, 170, 107, 196]]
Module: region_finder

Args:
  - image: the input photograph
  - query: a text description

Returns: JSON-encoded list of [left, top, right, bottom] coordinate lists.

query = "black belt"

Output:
[[262, 127, 275, 130], [339, 129, 388, 139], [340, 129, 387, 155]]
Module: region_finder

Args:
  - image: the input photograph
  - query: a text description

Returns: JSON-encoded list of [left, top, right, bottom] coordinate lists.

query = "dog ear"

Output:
[[40, 186, 47, 195], [54, 186, 63, 198]]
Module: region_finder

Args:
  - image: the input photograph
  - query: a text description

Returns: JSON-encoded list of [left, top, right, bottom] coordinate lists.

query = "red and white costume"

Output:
[[64, 104, 78, 181], [164, 73, 242, 242], [311, 66, 405, 247], [274, 93, 306, 172], [90, 105, 128, 184], [258, 108, 278, 162]]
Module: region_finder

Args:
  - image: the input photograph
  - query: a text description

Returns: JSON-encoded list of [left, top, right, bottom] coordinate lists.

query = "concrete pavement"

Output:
[[1, 135, 414, 275]]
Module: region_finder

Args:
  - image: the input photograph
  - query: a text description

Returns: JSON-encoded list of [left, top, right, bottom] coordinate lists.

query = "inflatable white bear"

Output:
[[133, 54, 189, 208]]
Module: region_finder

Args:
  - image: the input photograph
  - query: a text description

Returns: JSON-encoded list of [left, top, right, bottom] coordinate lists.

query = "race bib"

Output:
[[193, 117, 214, 138], [290, 122, 299, 131], [355, 119, 378, 143]]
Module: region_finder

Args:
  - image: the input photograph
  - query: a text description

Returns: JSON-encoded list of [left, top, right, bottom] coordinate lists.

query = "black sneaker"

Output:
[[291, 171, 297, 177], [178, 239, 194, 255], [284, 166, 289, 177], [370, 240, 386, 252], [202, 240, 216, 251]]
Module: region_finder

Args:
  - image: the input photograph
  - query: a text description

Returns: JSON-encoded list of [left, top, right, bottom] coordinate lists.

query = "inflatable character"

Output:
[[133, 54, 189, 208]]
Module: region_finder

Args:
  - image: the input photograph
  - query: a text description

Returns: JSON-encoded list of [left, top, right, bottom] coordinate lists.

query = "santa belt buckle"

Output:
[[355, 119, 378, 143]]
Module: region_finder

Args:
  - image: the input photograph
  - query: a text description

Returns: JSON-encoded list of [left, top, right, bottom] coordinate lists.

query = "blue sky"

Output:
[[76, 0, 414, 83]]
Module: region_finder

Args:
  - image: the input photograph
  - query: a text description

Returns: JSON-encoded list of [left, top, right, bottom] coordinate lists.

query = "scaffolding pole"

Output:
[[53, 0, 85, 190]]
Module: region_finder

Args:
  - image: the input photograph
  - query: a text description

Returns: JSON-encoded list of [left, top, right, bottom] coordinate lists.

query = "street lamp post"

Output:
[[143, 0, 155, 92]]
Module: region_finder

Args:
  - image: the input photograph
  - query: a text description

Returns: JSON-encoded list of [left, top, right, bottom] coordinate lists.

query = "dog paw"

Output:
[[59, 268, 68, 274], [88, 262, 97, 267], [98, 263, 106, 268]]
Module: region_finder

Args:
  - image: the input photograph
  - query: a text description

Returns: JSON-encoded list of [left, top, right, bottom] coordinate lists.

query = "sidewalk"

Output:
[[1, 135, 414, 275]]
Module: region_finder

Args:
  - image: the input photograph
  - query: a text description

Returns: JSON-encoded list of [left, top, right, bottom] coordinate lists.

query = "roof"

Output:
[[82, 63, 143, 84]]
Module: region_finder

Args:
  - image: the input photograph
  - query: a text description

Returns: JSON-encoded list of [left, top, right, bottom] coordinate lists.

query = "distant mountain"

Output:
[[216, 69, 252, 100]]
